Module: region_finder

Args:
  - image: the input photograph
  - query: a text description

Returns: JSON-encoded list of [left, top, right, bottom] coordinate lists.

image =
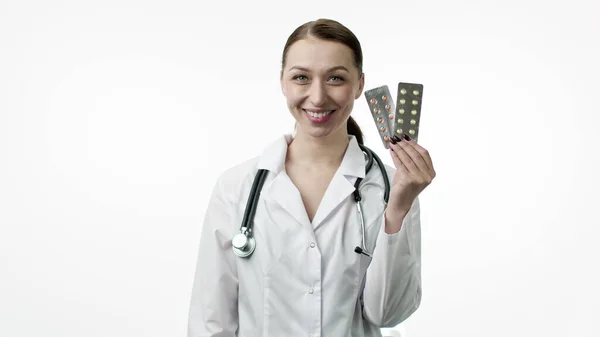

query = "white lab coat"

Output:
[[188, 134, 422, 337]]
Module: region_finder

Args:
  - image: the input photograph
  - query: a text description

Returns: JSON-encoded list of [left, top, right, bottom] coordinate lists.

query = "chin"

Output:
[[297, 122, 345, 140]]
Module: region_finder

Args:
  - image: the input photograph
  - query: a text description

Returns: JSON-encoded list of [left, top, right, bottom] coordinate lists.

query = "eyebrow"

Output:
[[289, 66, 350, 73]]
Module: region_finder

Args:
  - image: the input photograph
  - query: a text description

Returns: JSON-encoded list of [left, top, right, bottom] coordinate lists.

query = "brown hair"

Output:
[[281, 18, 365, 145]]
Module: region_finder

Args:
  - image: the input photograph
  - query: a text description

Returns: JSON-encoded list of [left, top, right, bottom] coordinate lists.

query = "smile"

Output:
[[303, 109, 335, 118]]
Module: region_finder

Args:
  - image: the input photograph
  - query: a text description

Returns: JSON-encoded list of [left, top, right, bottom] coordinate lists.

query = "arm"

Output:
[[361, 134, 434, 326], [187, 176, 239, 337], [361, 197, 422, 327]]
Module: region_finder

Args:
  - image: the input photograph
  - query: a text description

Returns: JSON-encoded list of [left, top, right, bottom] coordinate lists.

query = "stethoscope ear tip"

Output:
[[354, 246, 372, 258]]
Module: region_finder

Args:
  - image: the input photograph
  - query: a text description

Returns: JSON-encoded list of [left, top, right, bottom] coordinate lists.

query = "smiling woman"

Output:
[[187, 18, 434, 337], [281, 19, 366, 144]]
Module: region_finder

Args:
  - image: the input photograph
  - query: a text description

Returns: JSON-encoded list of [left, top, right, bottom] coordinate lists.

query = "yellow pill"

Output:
[[399, 99, 406, 105], [409, 129, 415, 135], [397, 119, 404, 124], [412, 100, 418, 105], [411, 110, 417, 115], [396, 128, 403, 134], [400, 88, 407, 95], [413, 90, 419, 95], [410, 119, 416, 125], [398, 109, 405, 114]]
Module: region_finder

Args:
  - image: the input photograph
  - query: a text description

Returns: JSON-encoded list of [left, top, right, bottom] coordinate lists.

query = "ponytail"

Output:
[[347, 116, 364, 145]]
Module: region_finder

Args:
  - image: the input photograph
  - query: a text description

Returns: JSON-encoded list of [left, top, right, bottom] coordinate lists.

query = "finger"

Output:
[[401, 137, 435, 176], [389, 141, 420, 176], [416, 148, 434, 174], [398, 138, 431, 175], [411, 143, 435, 174], [388, 146, 409, 175]]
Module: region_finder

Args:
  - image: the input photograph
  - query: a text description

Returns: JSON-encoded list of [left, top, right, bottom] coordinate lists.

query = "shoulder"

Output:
[[211, 134, 285, 198], [213, 156, 261, 198]]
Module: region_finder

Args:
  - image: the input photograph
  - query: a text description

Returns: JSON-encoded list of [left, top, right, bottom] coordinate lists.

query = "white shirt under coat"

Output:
[[187, 134, 422, 337]]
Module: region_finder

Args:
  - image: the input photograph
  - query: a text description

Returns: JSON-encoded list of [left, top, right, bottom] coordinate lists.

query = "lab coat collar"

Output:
[[256, 134, 366, 179], [256, 134, 366, 229]]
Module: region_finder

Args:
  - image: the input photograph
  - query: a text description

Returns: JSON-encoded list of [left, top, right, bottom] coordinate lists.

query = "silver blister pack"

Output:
[[394, 82, 424, 142], [364, 85, 395, 149]]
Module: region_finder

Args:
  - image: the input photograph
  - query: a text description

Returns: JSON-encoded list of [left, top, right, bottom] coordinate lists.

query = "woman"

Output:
[[188, 18, 435, 337]]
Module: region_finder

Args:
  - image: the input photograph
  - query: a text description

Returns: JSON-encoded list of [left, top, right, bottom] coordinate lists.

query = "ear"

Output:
[[354, 72, 365, 99]]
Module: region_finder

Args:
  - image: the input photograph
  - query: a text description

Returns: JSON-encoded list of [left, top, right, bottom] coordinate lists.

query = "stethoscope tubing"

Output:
[[232, 145, 389, 258]]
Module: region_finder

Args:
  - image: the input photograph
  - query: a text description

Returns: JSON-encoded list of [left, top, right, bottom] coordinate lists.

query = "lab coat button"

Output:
[[310, 242, 315, 248], [308, 288, 314, 294]]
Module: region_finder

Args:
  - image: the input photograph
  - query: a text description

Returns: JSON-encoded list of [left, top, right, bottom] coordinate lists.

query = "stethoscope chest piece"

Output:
[[232, 232, 256, 258]]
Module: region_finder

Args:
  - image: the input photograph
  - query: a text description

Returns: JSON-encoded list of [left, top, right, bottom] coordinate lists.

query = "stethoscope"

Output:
[[231, 144, 390, 259]]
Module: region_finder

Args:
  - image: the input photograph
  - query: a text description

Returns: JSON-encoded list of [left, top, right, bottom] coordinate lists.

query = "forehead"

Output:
[[284, 37, 356, 71]]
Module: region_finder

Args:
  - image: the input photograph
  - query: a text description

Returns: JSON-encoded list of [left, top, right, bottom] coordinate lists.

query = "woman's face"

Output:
[[281, 37, 364, 140]]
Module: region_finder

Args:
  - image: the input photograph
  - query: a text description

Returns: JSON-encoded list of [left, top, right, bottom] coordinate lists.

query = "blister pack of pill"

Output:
[[394, 82, 424, 143], [364, 85, 396, 149]]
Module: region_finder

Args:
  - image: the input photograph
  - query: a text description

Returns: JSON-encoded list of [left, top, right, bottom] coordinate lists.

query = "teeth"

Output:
[[305, 110, 333, 118]]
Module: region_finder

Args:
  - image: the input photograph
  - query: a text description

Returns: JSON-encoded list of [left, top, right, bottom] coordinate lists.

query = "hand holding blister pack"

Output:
[[365, 82, 424, 148]]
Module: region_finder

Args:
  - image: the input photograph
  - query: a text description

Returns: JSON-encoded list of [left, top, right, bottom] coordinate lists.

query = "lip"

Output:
[[303, 108, 336, 124]]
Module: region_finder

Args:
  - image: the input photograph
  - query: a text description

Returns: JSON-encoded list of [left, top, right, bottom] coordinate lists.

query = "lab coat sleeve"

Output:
[[361, 196, 422, 327], [187, 174, 239, 337]]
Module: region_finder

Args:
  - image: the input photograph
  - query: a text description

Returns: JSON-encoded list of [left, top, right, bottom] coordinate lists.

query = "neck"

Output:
[[287, 128, 350, 168]]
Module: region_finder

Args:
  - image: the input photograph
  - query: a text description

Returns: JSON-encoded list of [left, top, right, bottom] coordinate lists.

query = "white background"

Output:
[[1, 0, 599, 336]]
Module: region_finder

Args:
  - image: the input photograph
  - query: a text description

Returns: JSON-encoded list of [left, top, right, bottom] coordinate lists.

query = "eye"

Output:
[[292, 74, 309, 82], [328, 76, 345, 83]]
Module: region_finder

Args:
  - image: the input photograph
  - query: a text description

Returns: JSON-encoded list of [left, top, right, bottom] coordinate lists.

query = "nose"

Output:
[[307, 81, 327, 106]]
